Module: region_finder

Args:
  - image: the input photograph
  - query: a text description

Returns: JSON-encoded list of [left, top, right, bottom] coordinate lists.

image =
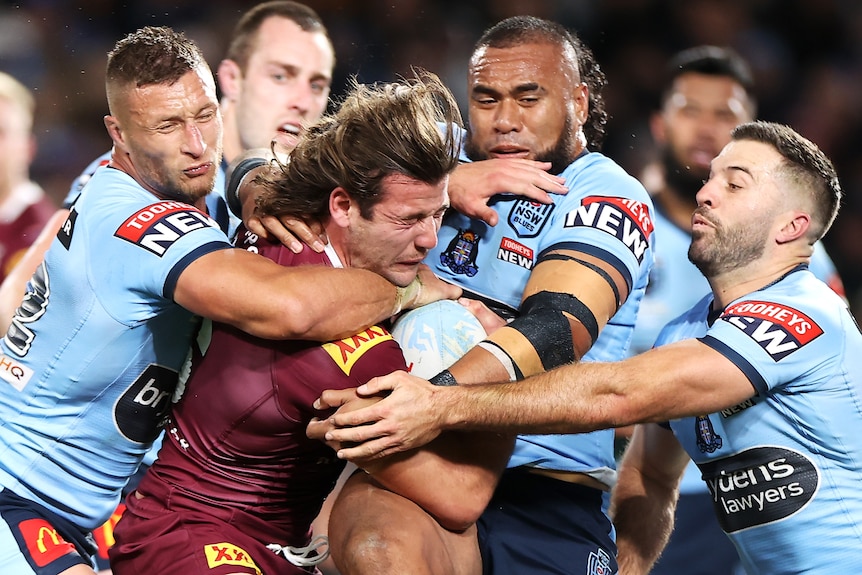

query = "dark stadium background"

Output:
[[3, 0, 860, 311]]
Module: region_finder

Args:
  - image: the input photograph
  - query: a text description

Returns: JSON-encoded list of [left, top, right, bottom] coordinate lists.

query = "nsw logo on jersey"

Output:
[[440, 229, 480, 277], [322, 325, 393, 376], [563, 196, 653, 263], [720, 300, 823, 361], [114, 201, 219, 256], [497, 237, 534, 270], [508, 200, 554, 238]]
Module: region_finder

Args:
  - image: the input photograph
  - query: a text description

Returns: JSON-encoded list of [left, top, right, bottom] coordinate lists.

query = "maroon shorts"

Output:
[[109, 492, 316, 575]]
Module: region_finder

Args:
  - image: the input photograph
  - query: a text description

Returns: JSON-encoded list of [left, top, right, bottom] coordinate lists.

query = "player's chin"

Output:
[[386, 264, 422, 288]]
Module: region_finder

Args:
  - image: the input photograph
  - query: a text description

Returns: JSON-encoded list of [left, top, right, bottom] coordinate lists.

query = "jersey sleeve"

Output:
[[541, 155, 655, 295], [698, 295, 840, 396]]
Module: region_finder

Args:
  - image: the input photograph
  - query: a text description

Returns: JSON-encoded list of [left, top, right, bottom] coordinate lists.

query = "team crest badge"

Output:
[[440, 229, 479, 277], [586, 547, 613, 575], [508, 199, 553, 238], [695, 415, 723, 453]]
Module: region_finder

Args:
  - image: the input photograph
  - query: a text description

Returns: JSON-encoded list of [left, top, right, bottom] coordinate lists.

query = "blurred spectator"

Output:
[[0, 70, 56, 283]]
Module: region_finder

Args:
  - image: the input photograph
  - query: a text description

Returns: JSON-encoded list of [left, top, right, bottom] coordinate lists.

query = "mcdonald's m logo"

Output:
[[19, 519, 75, 567]]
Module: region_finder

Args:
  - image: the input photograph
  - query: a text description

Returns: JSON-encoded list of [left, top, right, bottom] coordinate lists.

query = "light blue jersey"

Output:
[[65, 151, 235, 239], [0, 166, 231, 530], [428, 134, 654, 486], [632, 203, 845, 494], [658, 268, 862, 574]]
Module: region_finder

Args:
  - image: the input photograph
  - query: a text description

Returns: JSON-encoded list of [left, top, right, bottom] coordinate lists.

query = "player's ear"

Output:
[[776, 211, 811, 245], [329, 187, 353, 228], [217, 59, 242, 101], [104, 115, 126, 150]]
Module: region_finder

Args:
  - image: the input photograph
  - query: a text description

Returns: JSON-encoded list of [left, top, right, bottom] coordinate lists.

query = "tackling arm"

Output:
[[174, 250, 458, 342]]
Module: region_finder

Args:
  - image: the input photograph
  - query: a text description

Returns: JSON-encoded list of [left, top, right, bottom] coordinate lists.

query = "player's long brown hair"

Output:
[[256, 69, 461, 219]]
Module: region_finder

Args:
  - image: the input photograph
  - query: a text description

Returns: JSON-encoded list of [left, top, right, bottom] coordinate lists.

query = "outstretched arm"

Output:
[[315, 339, 754, 460], [175, 252, 459, 342]]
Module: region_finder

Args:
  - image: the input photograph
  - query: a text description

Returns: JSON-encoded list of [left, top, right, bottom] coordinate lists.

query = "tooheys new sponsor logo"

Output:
[[114, 201, 219, 256], [720, 300, 823, 361], [497, 237, 534, 269], [700, 446, 819, 533], [564, 196, 653, 263]]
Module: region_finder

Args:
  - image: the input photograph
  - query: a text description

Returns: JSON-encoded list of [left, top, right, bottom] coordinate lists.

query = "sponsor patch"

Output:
[[0, 353, 34, 391], [497, 237, 534, 270], [57, 207, 77, 250], [440, 229, 480, 277], [114, 364, 178, 443], [114, 201, 219, 256], [204, 542, 261, 574], [507, 200, 554, 238], [19, 519, 76, 567], [720, 300, 823, 361], [563, 196, 653, 263], [323, 325, 393, 376], [700, 446, 819, 533]]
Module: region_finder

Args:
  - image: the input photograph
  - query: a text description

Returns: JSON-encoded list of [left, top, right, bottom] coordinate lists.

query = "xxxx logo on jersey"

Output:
[[720, 300, 823, 361], [115, 201, 220, 256], [323, 325, 393, 376], [204, 542, 262, 574], [564, 196, 653, 263]]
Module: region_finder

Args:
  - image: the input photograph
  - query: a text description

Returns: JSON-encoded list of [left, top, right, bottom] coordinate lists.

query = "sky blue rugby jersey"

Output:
[[0, 166, 231, 530], [657, 268, 862, 574], [633, 203, 845, 494], [65, 150, 235, 239], [427, 127, 655, 487]]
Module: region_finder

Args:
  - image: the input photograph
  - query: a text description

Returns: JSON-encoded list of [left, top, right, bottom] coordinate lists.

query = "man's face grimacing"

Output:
[[464, 41, 589, 175], [108, 66, 223, 205], [232, 16, 333, 154], [688, 139, 785, 278], [334, 174, 449, 288]]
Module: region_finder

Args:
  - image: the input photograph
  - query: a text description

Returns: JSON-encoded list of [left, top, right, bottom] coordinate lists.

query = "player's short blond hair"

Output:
[[0, 71, 35, 130]]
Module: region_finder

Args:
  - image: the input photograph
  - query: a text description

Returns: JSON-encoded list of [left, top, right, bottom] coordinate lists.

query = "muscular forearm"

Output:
[[363, 431, 514, 532]]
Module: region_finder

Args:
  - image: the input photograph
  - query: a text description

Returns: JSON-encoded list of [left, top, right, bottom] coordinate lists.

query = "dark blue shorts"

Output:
[[0, 488, 97, 575], [477, 469, 617, 575]]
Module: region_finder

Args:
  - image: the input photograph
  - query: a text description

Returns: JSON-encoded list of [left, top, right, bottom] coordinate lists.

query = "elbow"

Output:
[[422, 481, 495, 532], [426, 498, 487, 532], [252, 295, 318, 340]]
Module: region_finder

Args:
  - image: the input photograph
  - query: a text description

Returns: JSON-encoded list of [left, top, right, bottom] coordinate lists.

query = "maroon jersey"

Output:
[[130, 232, 406, 546], [0, 182, 56, 281]]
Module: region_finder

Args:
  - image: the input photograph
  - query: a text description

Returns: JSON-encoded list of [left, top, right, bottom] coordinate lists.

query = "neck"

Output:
[[708, 256, 808, 309], [220, 99, 242, 165]]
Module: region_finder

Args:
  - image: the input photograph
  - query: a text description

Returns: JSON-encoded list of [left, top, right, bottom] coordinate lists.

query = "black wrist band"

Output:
[[429, 369, 458, 387], [225, 157, 268, 218]]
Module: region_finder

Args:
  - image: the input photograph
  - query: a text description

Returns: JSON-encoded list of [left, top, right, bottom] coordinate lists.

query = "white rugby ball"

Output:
[[391, 300, 486, 378]]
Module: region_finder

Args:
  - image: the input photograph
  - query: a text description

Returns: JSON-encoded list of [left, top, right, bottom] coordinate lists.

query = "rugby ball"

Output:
[[391, 300, 486, 378]]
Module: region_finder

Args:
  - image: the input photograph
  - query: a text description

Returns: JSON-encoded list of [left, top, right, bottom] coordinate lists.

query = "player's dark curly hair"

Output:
[[255, 70, 461, 219], [474, 15, 608, 151]]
